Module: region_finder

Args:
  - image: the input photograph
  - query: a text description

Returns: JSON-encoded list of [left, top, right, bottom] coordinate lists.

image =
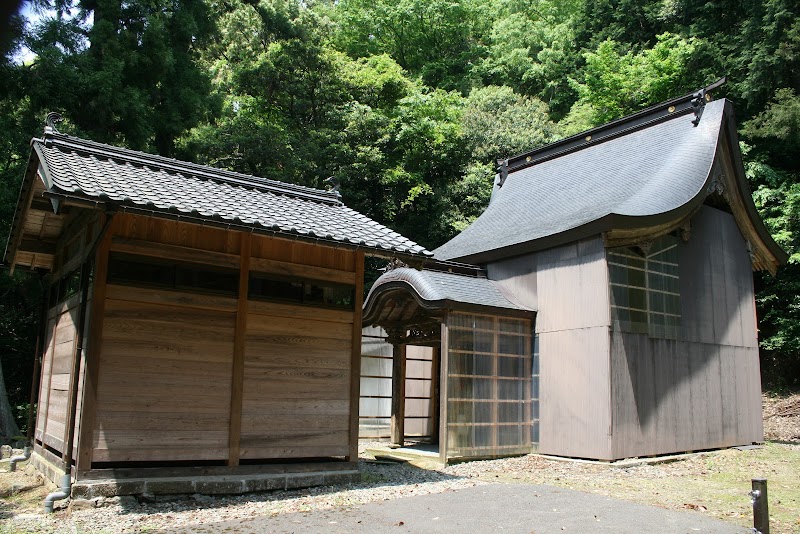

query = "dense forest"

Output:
[[0, 0, 798, 435]]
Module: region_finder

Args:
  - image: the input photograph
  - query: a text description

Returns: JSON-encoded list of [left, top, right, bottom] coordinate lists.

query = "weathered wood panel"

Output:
[[40, 300, 80, 456], [532, 236, 609, 333], [537, 327, 612, 460], [112, 213, 241, 255], [610, 206, 763, 458], [610, 333, 762, 458], [240, 303, 353, 460], [486, 255, 537, 309], [680, 206, 758, 348], [250, 233, 355, 272], [35, 316, 56, 443], [93, 295, 235, 463]]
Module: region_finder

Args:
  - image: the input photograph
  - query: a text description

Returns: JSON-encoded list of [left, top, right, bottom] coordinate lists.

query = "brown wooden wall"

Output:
[[76, 212, 362, 470], [34, 212, 101, 467], [36, 295, 80, 456], [610, 206, 763, 458]]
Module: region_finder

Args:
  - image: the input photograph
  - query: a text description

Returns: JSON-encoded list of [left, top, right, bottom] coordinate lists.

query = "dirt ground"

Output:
[[1, 392, 798, 533]]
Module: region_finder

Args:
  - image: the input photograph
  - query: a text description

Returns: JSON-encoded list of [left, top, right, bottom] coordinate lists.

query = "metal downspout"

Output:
[[44, 213, 114, 512], [10, 273, 49, 472]]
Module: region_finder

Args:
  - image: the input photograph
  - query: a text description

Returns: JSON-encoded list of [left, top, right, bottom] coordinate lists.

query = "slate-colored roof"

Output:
[[434, 99, 727, 263], [31, 131, 431, 257], [433, 90, 787, 274], [363, 267, 534, 317]]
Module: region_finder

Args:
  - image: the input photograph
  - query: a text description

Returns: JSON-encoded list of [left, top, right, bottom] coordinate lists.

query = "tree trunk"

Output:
[[0, 358, 20, 443]]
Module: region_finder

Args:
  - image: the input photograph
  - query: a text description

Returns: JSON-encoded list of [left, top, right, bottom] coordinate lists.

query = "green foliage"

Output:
[[331, 0, 483, 91], [567, 33, 701, 125], [742, 88, 800, 170], [462, 85, 560, 161], [474, 0, 581, 116]]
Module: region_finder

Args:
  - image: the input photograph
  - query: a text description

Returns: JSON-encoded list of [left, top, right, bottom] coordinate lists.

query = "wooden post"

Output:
[[227, 233, 251, 466], [346, 251, 364, 462], [438, 318, 449, 465], [390, 342, 406, 448], [430, 346, 440, 443], [752, 478, 769, 534]]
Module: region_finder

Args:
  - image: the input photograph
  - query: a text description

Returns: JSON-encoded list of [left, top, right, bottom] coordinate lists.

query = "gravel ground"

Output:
[[2, 444, 488, 533], [2, 393, 798, 533]]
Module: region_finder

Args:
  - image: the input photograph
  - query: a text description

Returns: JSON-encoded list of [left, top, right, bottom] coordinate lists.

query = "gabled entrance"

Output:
[[360, 262, 539, 464]]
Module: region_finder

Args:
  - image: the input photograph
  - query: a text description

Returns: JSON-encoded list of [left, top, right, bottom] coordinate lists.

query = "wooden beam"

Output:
[[227, 233, 251, 466], [110, 237, 241, 269], [249, 256, 356, 285], [346, 251, 364, 462], [18, 237, 57, 255], [390, 343, 406, 448], [75, 214, 115, 473]]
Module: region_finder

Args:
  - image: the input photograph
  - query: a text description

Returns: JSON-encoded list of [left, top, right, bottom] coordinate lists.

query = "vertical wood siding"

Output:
[[610, 207, 763, 458], [496, 237, 613, 460]]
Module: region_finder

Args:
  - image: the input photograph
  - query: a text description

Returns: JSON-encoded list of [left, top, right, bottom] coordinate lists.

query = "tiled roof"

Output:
[[33, 132, 430, 257], [434, 98, 726, 262], [364, 267, 534, 313]]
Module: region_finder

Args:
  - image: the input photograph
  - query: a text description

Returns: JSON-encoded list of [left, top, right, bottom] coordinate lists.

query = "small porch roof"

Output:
[[362, 266, 535, 331]]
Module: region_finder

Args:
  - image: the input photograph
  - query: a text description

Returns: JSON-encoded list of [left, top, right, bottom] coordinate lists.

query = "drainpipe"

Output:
[[10, 273, 49, 472], [44, 473, 71, 513], [43, 212, 114, 512], [9, 446, 31, 472]]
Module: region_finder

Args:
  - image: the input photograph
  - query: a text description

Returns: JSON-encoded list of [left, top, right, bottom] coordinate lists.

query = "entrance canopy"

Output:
[[363, 262, 534, 342], [362, 262, 537, 462]]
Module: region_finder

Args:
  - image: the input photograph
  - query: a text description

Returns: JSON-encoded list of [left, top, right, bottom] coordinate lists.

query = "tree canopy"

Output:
[[1, 0, 799, 436]]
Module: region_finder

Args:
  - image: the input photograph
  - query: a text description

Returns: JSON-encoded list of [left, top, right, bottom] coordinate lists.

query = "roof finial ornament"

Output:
[[497, 158, 509, 187], [382, 258, 408, 272], [324, 176, 341, 198], [690, 89, 706, 126], [44, 112, 63, 134]]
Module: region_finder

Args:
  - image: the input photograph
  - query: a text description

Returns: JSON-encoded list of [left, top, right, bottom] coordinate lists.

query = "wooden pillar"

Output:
[[438, 318, 449, 465], [346, 251, 365, 462], [390, 342, 406, 448], [227, 233, 251, 466], [430, 346, 440, 443]]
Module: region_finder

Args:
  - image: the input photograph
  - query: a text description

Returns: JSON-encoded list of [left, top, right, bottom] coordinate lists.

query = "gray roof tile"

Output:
[[434, 99, 726, 262], [34, 133, 430, 257], [365, 267, 534, 312]]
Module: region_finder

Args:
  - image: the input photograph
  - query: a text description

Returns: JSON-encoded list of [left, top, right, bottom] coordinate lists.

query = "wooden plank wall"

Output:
[[493, 237, 613, 460], [94, 287, 236, 462], [38, 295, 80, 455], [34, 211, 100, 464], [610, 206, 763, 458], [358, 327, 435, 441], [240, 302, 353, 459], [84, 213, 361, 466]]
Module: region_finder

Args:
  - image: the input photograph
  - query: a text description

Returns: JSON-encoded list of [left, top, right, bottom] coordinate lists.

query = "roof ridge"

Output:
[[503, 78, 727, 175], [40, 132, 343, 206]]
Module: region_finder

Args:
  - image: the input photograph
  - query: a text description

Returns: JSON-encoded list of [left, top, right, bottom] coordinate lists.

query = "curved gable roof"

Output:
[[362, 267, 533, 326], [434, 96, 786, 273]]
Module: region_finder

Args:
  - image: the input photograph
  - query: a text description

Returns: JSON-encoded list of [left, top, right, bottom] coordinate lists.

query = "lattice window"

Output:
[[446, 313, 535, 458], [608, 235, 681, 339]]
